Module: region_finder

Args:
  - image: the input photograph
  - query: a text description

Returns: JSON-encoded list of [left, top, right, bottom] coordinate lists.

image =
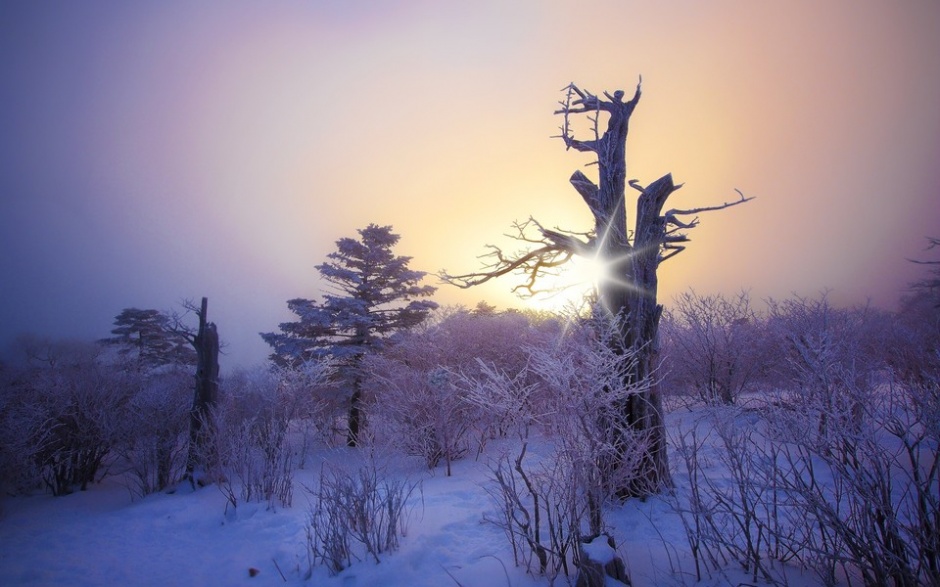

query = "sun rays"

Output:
[[522, 210, 660, 314], [526, 246, 652, 314]]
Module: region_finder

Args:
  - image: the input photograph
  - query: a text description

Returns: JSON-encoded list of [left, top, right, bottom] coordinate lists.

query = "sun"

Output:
[[525, 254, 610, 313], [523, 249, 650, 314], [569, 254, 611, 288]]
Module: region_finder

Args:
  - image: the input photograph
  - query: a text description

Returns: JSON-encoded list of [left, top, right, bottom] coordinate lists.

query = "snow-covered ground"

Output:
[[0, 409, 833, 587], [0, 443, 543, 587]]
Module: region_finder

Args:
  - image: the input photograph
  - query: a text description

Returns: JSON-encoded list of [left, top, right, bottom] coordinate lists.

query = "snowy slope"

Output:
[[0, 412, 830, 587]]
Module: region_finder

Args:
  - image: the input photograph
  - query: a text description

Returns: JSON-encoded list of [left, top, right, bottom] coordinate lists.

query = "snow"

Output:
[[0, 411, 831, 587], [0, 446, 539, 587], [580, 535, 616, 565]]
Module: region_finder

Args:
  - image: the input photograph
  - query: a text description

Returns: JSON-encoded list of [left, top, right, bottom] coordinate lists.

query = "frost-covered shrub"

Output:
[[0, 368, 43, 495], [669, 410, 785, 585], [670, 379, 940, 587], [664, 293, 936, 586], [19, 357, 130, 495], [771, 387, 939, 587], [475, 318, 647, 583], [485, 444, 589, 584], [661, 290, 770, 404], [267, 359, 340, 460], [885, 285, 940, 409], [36, 369, 129, 495], [767, 295, 886, 435], [304, 455, 420, 577], [113, 367, 191, 498], [1, 339, 131, 496], [216, 361, 332, 510], [367, 364, 473, 475], [364, 307, 560, 472]]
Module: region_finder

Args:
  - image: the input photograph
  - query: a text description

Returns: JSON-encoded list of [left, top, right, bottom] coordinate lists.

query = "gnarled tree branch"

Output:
[[440, 218, 593, 296], [441, 79, 753, 499], [658, 188, 754, 262]]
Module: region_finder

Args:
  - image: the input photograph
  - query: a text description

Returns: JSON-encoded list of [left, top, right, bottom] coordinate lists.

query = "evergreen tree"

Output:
[[103, 308, 196, 370], [262, 224, 438, 445]]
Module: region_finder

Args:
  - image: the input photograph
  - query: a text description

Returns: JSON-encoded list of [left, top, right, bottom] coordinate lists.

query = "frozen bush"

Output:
[[669, 409, 784, 585], [36, 366, 129, 495], [771, 385, 939, 587], [0, 369, 43, 494], [670, 377, 940, 587], [767, 295, 884, 435], [367, 363, 473, 475], [304, 455, 420, 576], [113, 367, 191, 497], [662, 290, 769, 404], [363, 307, 560, 472], [270, 359, 339, 460], [216, 360, 332, 510], [2, 338, 132, 496], [473, 318, 646, 584], [666, 291, 927, 585]]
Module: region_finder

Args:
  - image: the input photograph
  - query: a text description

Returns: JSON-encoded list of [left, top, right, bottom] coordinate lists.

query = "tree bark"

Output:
[[185, 296, 219, 487], [445, 81, 751, 498], [346, 326, 368, 447], [347, 383, 363, 447], [561, 84, 673, 497]]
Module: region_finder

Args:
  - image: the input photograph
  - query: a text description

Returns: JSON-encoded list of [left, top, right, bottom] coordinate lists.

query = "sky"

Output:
[[2, 0, 939, 371]]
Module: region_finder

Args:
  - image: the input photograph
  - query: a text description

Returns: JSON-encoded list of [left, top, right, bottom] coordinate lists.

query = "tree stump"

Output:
[[576, 534, 630, 587], [185, 296, 220, 487]]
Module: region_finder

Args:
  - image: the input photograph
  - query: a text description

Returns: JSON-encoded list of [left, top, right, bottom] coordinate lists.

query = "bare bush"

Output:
[[303, 455, 420, 577], [470, 318, 645, 584], [363, 307, 559, 473], [216, 360, 332, 510], [3, 339, 131, 496], [113, 367, 191, 497], [663, 290, 768, 404]]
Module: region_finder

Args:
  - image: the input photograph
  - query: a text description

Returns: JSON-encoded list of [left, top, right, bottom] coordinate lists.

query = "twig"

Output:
[[271, 558, 287, 582]]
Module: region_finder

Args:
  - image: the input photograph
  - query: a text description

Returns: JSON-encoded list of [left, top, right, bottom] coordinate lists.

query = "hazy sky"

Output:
[[2, 0, 939, 370]]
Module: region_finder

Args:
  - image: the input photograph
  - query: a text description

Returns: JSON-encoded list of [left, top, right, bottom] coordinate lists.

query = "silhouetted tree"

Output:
[[102, 308, 196, 371], [444, 80, 751, 497], [177, 297, 220, 487], [909, 236, 940, 305], [888, 237, 940, 393], [262, 224, 438, 446]]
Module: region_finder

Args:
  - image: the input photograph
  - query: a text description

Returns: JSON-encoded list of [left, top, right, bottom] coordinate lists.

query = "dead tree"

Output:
[[443, 80, 752, 497], [181, 297, 220, 487]]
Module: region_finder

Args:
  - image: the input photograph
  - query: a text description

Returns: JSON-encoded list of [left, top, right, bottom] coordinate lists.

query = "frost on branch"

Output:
[[441, 79, 753, 498], [441, 80, 752, 299]]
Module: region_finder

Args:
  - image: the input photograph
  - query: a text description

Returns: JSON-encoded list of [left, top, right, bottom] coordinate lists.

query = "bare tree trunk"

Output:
[[185, 297, 219, 487], [347, 380, 363, 447], [444, 80, 751, 498], [563, 85, 675, 497], [346, 327, 368, 447]]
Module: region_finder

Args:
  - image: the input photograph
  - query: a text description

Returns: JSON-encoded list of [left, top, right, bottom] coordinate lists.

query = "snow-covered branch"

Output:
[[439, 218, 594, 295]]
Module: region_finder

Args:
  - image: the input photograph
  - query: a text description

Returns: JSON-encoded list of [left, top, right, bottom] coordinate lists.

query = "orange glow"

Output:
[[1, 1, 938, 368]]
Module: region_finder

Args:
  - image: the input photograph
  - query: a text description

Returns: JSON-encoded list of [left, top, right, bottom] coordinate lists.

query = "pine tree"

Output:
[[262, 224, 438, 445], [103, 308, 196, 371]]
